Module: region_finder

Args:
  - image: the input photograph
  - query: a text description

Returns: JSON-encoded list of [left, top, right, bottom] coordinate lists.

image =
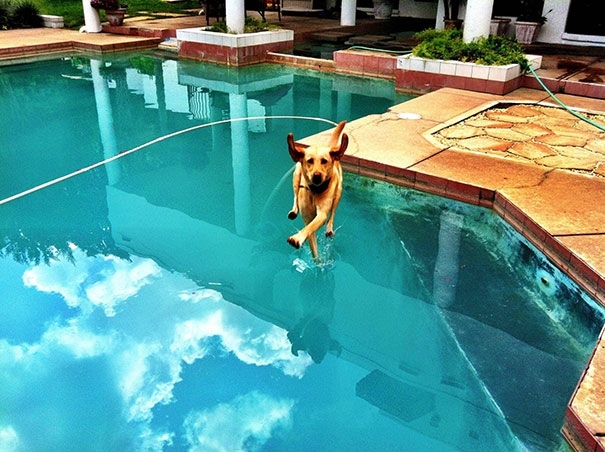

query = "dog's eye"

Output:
[[321, 158, 328, 164], [307, 158, 314, 164]]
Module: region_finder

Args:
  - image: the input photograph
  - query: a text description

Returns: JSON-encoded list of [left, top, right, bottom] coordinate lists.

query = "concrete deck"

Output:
[[0, 27, 161, 60], [0, 14, 604, 452]]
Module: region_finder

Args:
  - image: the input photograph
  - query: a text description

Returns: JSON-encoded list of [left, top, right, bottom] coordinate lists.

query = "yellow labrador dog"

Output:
[[286, 121, 348, 259]]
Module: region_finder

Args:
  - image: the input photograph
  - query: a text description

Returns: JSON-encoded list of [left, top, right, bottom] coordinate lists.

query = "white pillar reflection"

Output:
[[154, 60, 168, 135], [229, 92, 251, 236], [341, 0, 357, 26], [90, 59, 121, 185], [433, 211, 463, 308], [336, 91, 351, 122], [319, 79, 332, 120]]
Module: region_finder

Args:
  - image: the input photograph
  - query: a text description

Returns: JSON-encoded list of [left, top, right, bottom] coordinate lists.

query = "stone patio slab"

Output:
[[409, 148, 549, 191], [499, 170, 605, 236]]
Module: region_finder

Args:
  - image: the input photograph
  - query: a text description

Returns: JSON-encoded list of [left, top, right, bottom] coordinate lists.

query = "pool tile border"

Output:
[[103, 24, 176, 39], [564, 406, 602, 452], [333, 49, 398, 80], [524, 74, 605, 100]]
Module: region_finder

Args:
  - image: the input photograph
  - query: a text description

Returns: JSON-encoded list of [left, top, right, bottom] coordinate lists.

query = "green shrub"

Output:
[[2, 0, 43, 28], [130, 55, 156, 75], [0, 0, 11, 29], [207, 16, 278, 33], [207, 19, 228, 33], [12, 0, 43, 27], [412, 28, 530, 71], [243, 16, 277, 33], [412, 29, 466, 61]]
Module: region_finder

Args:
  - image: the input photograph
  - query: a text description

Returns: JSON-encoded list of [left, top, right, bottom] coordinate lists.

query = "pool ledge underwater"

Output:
[[298, 87, 605, 452]]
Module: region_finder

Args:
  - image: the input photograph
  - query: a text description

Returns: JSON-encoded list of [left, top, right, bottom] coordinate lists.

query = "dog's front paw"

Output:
[[288, 210, 298, 220], [325, 225, 335, 238], [287, 236, 301, 249]]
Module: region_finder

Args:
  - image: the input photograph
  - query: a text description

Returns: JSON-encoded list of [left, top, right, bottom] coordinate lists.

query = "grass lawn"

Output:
[[31, 0, 201, 29]]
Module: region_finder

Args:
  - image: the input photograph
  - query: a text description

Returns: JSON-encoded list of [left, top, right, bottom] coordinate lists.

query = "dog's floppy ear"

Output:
[[328, 121, 347, 149], [330, 133, 348, 161], [287, 133, 306, 163]]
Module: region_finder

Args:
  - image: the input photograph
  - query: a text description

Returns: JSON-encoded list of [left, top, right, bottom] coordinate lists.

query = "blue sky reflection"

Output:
[[0, 244, 310, 451]]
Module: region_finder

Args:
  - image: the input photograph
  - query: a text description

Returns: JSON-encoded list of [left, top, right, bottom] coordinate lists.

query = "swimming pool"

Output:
[[0, 53, 603, 452]]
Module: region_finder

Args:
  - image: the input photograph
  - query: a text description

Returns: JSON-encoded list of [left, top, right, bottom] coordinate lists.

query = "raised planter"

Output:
[[395, 54, 542, 95], [176, 27, 294, 66], [333, 49, 398, 79]]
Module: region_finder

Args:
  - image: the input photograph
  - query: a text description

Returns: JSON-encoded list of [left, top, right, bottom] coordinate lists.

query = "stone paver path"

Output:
[[433, 103, 605, 177]]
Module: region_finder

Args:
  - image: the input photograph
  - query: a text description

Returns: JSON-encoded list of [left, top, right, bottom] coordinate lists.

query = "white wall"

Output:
[[397, 0, 438, 19], [531, 0, 605, 47], [535, 0, 570, 45]]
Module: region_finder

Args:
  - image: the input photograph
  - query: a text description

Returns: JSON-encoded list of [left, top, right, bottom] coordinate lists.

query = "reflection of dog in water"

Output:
[[287, 269, 341, 363], [286, 121, 348, 259]]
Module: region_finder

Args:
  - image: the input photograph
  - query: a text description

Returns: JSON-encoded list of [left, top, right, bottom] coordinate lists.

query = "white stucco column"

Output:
[[435, 0, 445, 29], [81, 0, 102, 33], [462, 0, 494, 42], [341, 0, 357, 26], [226, 0, 245, 34]]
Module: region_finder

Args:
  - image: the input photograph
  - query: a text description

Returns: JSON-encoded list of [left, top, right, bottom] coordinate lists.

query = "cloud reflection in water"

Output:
[[1, 245, 309, 451]]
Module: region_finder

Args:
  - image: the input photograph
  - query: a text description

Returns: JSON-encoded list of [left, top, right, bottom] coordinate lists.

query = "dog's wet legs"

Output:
[[307, 233, 318, 260], [288, 163, 301, 220]]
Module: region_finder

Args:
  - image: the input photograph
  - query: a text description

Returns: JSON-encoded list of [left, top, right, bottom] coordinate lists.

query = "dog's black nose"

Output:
[[312, 173, 323, 185]]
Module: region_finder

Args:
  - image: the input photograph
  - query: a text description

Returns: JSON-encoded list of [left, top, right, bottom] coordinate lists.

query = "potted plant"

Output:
[[372, 0, 394, 20], [490, 16, 511, 36], [91, 0, 128, 26], [442, 0, 463, 29], [515, 0, 548, 44]]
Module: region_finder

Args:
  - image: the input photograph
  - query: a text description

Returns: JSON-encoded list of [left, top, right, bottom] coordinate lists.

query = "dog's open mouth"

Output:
[[311, 174, 323, 185], [308, 177, 331, 194]]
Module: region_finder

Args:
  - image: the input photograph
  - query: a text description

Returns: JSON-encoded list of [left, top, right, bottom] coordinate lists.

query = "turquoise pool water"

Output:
[[0, 54, 603, 452]]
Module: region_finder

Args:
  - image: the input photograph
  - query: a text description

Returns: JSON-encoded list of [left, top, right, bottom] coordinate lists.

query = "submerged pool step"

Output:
[[158, 38, 178, 53], [356, 370, 435, 422], [310, 31, 354, 43]]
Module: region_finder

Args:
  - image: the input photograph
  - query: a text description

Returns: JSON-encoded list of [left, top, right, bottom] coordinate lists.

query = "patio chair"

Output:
[[201, 0, 225, 25]]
